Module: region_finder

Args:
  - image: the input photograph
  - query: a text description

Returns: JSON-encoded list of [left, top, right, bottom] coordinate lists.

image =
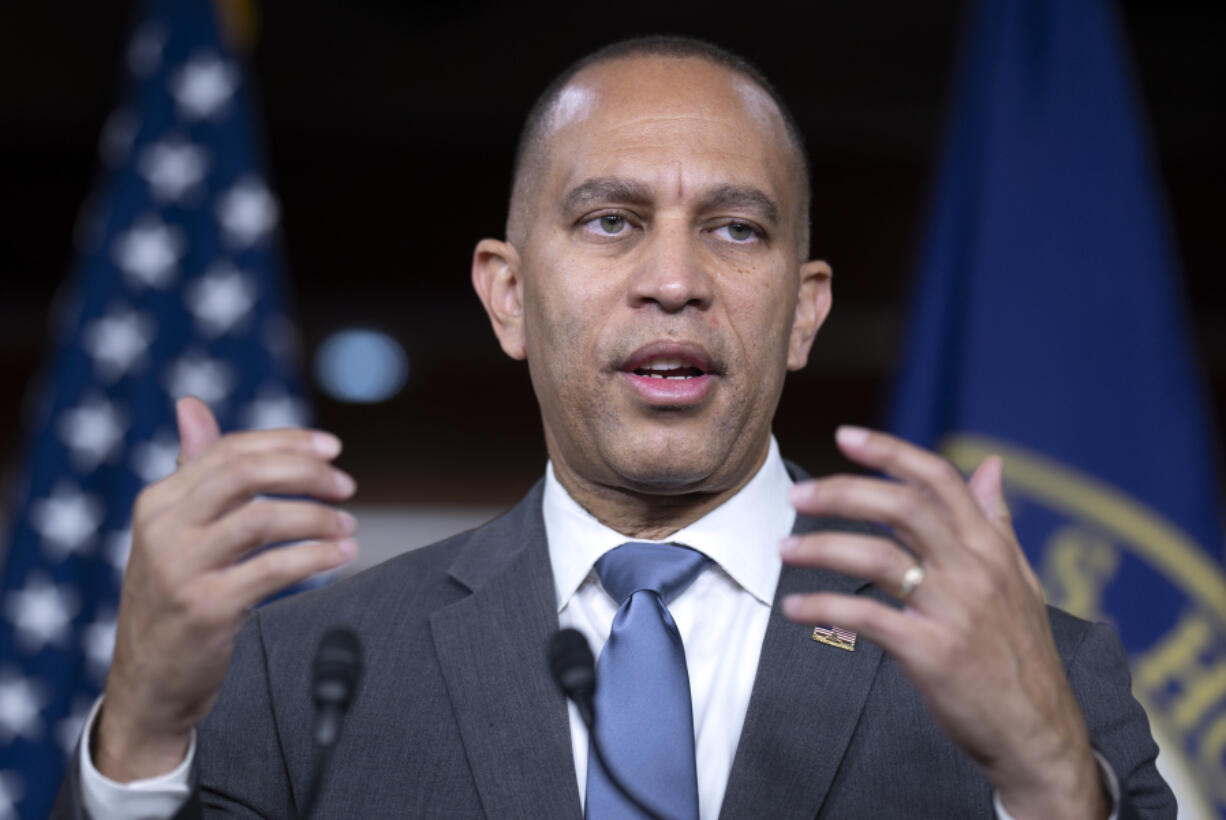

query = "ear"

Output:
[[471, 238, 527, 361], [787, 259, 833, 370]]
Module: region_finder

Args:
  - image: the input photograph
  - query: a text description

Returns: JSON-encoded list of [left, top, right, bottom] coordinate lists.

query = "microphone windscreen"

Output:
[[313, 627, 362, 708], [549, 628, 595, 699]]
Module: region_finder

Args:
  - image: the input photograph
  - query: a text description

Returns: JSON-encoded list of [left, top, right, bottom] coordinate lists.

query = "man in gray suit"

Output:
[[58, 37, 1173, 818]]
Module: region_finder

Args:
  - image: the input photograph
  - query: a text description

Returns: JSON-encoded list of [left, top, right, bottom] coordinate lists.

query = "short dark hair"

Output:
[[507, 35, 812, 255]]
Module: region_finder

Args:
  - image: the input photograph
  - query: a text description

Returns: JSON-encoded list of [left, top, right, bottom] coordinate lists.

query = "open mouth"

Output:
[[632, 358, 707, 380], [618, 342, 719, 405]]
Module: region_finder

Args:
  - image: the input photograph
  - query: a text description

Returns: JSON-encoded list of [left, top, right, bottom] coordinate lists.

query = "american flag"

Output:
[[811, 625, 857, 652], [0, 1, 309, 816]]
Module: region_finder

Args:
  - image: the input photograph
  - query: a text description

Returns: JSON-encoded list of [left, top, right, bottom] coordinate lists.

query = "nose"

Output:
[[629, 221, 714, 313]]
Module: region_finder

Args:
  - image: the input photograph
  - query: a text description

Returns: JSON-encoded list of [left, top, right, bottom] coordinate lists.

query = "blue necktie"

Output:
[[586, 542, 711, 820]]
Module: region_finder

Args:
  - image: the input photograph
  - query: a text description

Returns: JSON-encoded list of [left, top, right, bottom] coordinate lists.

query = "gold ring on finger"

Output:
[[898, 563, 926, 600]]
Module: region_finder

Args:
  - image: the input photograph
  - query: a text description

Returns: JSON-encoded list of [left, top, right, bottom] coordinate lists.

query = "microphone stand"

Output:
[[300, 627, 362, 819], [550, 629, 672, 820]]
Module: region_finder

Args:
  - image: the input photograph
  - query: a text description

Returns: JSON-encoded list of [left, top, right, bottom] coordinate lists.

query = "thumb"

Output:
[[968, 454, 1045, 599], [967, 455, 1012, 534], [175, 396, 221, 467]]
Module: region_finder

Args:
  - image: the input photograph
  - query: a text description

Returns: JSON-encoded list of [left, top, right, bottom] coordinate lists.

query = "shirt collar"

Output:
[[543, 436, 795, 611]]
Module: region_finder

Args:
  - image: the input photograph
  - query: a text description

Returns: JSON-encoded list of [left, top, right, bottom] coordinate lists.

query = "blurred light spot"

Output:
[[314, 329, 408, 403]]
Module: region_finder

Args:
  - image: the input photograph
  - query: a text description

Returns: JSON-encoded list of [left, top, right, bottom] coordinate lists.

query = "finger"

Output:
[[139, 426, 348, 528], [967, 456, 1010, 534], [223, 538, 357, 607], [186, 452, 356, 525], [203, 500, 357, 569], [834, 426, 986, 540], [789, 475, 960, 564], [176, 396, 221, 466], [966, 456, 1045, 600], [781, 532, 921, 600], [189, 426, 343, 475], [782, 591, 942, 673], [170, 423, 343, 491]]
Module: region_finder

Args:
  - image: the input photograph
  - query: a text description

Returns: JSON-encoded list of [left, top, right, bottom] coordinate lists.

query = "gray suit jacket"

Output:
[[56, 475, 1175, 818]]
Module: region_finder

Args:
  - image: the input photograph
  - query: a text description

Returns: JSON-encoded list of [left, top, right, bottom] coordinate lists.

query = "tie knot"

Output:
[[595, 542, 710, 606]]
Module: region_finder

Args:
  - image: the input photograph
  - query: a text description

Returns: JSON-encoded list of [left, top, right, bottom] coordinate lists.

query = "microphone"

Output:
[[301, 627, 363, 819], [549, 628, 596, 728], [548, 629, 668, 820]]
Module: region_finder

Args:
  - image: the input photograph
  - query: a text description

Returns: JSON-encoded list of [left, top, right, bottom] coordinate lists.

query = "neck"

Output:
[[549, 444, 770, 541]]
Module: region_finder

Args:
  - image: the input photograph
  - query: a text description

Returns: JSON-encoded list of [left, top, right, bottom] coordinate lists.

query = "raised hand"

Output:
[[780, 426, 1106, 820], [93, 396, 358, 782]]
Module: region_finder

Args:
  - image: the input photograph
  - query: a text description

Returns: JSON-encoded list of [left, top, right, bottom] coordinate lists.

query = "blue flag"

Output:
[[889, 0, 1226, 814], [0, 2, 308, 816]]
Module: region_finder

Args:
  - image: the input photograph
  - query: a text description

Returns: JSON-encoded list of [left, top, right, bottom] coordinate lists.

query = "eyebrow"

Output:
[[560, 177, 782, 227], [561, 177, 654, 214], [697, 184, 780, 226]]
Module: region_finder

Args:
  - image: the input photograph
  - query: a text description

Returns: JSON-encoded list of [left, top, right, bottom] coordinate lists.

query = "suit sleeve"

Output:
[[1066, 619, 1177, 819], [50, 611, 290, 819], [49, 694, 197, 819]]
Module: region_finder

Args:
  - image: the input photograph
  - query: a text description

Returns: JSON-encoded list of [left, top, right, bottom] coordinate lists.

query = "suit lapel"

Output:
[[718, 516, 887, 820], [429, 485, 582, 820], [426, 469, 891, 820]]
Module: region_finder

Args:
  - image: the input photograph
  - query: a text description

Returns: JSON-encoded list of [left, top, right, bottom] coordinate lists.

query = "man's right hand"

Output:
[[93, 396, 358, 782]]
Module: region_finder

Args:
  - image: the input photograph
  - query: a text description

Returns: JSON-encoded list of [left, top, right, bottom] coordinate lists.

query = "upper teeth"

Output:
[[636, 358, 701, 379], [641, 358, 687, 371]]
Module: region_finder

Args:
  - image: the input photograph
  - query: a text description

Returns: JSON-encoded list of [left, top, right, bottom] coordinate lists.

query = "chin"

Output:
[[605, 433, 736, 495]]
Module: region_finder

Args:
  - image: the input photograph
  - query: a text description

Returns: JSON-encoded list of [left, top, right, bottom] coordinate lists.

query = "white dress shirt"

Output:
[[545, 436, 794, 820]]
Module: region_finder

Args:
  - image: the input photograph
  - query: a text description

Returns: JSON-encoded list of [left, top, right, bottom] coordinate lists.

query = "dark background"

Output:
[[1, 1, 1222, 508]]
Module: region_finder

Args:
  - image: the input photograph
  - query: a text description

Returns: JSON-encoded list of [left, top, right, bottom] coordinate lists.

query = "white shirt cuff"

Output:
[[78, 695, 195, 820], [992, 749, 1121, 820]]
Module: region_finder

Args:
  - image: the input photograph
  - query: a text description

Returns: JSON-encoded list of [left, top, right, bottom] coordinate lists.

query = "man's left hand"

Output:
[[781, 426, 1107, 820]]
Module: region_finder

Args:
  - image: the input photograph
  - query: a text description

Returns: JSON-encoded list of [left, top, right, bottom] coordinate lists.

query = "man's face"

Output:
[[476, 56, 830, 500]]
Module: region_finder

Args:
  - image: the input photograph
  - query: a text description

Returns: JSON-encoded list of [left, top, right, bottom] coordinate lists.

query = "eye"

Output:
[[714, 220, 762, 243], [578, 212, 636, 239], [578, 210, 637, 236], [597, 214, 627, 235], [727, 222, 755, 241]]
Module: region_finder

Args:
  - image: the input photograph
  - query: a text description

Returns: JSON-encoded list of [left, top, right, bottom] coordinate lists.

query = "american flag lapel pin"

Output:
[[811, 625, 857, 651]]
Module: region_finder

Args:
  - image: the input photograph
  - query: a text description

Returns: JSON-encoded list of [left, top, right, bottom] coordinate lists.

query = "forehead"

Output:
[[540, 56, 798, 202]]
